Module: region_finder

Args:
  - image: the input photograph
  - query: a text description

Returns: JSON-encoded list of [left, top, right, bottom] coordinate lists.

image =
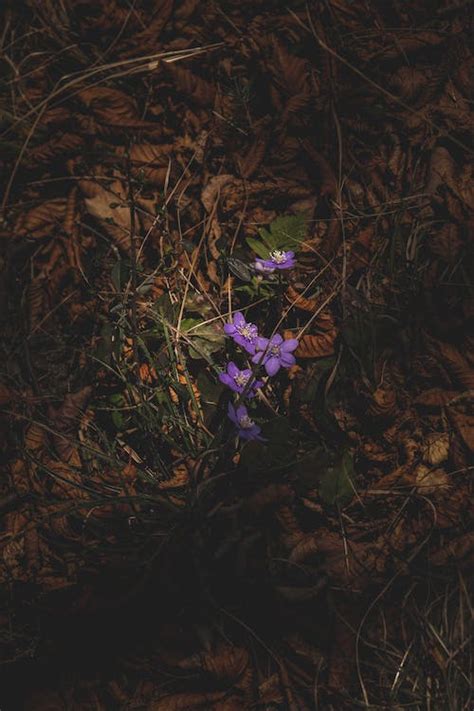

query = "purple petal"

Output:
[[236, 405, 248, 420], [265, 357, 281, 376], [280, 353, 296, 368], [234, 312, 245, 327], [255, 260, 275, 273], [252, 351, 266, 365], [224, 324, 237, 336], [240, 424, 261, 440], [255, 337, 269, 351], [271, 334, 283, 346], [234, 335, 256, 354], [219, 373, 235, 389], [286, 251, 295, 258], [227, 361, 239, 377], [227, 402, 238, 424], [281, 338, 299, 352], [241, 369, 252, 379]]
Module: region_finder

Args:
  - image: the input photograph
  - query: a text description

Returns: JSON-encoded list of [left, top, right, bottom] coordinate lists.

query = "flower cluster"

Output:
[[221, 312, 298, 442], [219, 244, 298, 442]]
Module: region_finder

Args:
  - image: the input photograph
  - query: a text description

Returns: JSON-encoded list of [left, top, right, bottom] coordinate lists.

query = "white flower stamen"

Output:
[[239, 415, 254, 429], [234, 373, 249, 386], [238, 324, 254, 339], [270, 250, 287, 264]]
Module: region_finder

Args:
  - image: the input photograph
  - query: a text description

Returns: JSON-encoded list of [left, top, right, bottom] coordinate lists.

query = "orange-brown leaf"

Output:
[[295, 330, 337, 359]]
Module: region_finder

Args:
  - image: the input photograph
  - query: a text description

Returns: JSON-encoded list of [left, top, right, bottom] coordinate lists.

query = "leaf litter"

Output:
[[0, 1, 472, 709]]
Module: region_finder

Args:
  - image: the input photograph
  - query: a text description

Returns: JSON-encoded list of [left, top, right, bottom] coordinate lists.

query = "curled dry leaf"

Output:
[[27, 277, 46, 332], [78, 178, 156, 255], [414, 388, 459, 408], [423, 432, 450, 465], [76, 86, 150, 127], [16, 199, 67, 239], [415, 464, 450, 495], [430, 223, 463, 263], [285, 284, 318, 312], [24, 423, 45, 452], [367, 387, 398, 418], [30, 133, 83, 165], [149, 690, 224, 711], [295, 330, 337, 359], [165, 63, 216, 107], [237, 134, 268, 179], [429, 532, 474, 568], [447, 405, 474, 453], [178, 644, 249, 682], [435, 341, 474, 390], [116, 143, 173, 186]]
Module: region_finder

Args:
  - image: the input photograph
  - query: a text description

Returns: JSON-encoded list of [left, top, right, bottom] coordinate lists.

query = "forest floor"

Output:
[[0, 1, 473, 709]]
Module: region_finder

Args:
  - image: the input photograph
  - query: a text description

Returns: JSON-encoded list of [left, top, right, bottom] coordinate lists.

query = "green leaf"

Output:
[[186, 323, 225, 360], [258, 213, 307, 251], [111, 259, 129, 291], [112, 410, 125, 429], [246, 237, 270, 259], [247, 212, 307, 260], [319, 450, 354, 506]]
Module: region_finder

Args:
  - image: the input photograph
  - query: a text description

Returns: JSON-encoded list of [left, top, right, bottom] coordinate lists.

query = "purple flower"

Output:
[[252, 334, 299, 376], [254, 260, 275, 274], [223, 311, 258, 354], [227, 402, 263, 441], [255, 250, 296, 271], [219, 362, 263, 397]]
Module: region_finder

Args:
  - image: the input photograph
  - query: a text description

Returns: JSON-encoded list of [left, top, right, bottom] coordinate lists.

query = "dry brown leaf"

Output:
[[165, 63, 216, 107], [295, 330, 337, 358], [447, 406, 474, 453], [285, 285, 318, 313], [429, 532, 474, 567], [24, 423, 45, 452], [27, 277, 46, 332], [30, 133, 83, 165], [367, 387, 398, 418], [77, 86, 151, 127], [178, 644, 249, 682], [116, 143, 173, 186], [149, 691, 224, 711], [435, 341, 474, 390], [414, 389, 459, 408], [78, 178, 155, 255], [272, 38, 309, 94], [414, 464, 450, 495], [237, 135, 268, 179], [430, 223, 463, 262], [16, 199, 66, 239], [423, 433, 450, 465]]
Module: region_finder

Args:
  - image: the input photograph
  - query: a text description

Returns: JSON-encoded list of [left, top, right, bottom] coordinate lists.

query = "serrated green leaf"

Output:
[[246, 237, 271, 259]]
